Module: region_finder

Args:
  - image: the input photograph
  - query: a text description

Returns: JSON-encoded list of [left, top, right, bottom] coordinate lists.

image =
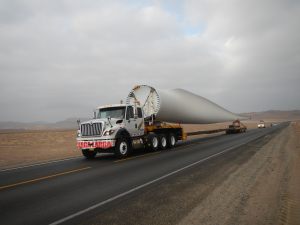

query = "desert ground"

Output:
[[0, 129, 80, 169], [0, 120, 282, 169]]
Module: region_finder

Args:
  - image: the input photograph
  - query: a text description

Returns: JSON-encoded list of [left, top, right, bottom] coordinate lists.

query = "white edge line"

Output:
[[49, 141, 250, 225], [0, 156, 82, 172]]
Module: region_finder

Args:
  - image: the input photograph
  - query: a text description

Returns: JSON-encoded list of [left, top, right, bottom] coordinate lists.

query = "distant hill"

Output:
[[48, 118, 90, 129], [240, 110, 300, 121], [0, 121, 50, 130], [0, 118, 89, 130], [0, 110, 299, 130]]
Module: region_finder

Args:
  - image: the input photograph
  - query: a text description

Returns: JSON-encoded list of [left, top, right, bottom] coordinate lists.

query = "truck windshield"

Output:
[[97, 107, 125, 119]]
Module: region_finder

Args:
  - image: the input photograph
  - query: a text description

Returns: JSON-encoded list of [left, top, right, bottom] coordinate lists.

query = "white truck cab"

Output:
[[257, 120, 266, 128], [77, 104, 146, 158]]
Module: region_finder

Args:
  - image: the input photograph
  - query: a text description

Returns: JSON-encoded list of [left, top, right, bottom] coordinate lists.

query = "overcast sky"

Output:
[[0, 0, 299, 122]]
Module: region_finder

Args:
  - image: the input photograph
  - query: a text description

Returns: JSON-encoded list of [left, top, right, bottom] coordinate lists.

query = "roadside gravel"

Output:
[[179, 122, 300, 225]]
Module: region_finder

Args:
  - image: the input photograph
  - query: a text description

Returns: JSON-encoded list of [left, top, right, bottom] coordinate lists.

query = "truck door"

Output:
[[125, 106, 138, 137], [136, 107, 145, 136]]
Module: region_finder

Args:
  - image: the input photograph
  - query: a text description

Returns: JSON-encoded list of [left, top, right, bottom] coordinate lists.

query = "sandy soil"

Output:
[[0, 130, 81, 168]]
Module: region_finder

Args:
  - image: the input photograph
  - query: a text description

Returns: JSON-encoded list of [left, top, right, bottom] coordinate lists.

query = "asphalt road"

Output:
[[0, 123, 288, 225]]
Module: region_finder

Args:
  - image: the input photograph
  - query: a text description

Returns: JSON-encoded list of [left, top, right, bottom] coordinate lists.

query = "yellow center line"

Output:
[[114, 151, 162, 163], [0, 166, 91, 191]]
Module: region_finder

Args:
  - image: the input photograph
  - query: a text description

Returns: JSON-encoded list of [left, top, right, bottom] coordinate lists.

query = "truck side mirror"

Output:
[[77, 119, 80, 129]]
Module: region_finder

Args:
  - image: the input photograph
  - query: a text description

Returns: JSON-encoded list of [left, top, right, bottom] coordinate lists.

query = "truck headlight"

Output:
[[77, 130, 81, 137], [103, 129, 115, 136]]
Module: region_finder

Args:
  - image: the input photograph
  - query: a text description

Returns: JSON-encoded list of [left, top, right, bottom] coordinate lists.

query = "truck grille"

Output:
[[81, 122, 103, 137]]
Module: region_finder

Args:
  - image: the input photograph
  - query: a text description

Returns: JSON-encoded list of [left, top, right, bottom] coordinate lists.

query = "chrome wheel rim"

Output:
[[152, 137, 158, 148], [170, 136, 175, 146], [161, 137, 167, 147], [119, 141, 128, 155]]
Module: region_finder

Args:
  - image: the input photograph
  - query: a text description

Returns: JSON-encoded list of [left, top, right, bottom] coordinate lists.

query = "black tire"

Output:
[[167, 133, 177, 148], [148, 133, 159, 151], [115, 137, 130, 158], [82, 149, 97, 159], [159, 134, 167, 150]]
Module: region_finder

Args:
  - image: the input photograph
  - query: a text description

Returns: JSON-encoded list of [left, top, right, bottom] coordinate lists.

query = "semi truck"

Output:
[[225, 120, 247, 134], [76, 103, 185, 158], [76, 85, 245, 159]]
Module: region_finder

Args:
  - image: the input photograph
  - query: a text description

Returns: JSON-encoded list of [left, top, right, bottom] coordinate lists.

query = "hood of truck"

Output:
[[81, 118, 123, 126]]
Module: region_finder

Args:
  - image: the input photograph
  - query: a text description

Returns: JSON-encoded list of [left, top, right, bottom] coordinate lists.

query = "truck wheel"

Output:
[[115, 137, 130, 158], [82, 149, 97, 159], [159, 134, 167, 150], [167, 133, 177, 148], [148, 134, 159, 151]]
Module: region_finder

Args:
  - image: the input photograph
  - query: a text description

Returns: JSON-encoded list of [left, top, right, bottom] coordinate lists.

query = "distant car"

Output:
[[257, 120, 266, 128]]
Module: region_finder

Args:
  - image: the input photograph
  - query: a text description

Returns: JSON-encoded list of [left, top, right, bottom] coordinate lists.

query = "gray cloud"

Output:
[[0, 0, 299, 122]]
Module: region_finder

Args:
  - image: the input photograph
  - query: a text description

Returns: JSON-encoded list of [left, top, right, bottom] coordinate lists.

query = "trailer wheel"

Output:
[[148, 134, 159, 151], [115, 137, 130, 158], [167, 133, 177, 148], [82, 149, 97, 159], [159, 134, 167, 150]]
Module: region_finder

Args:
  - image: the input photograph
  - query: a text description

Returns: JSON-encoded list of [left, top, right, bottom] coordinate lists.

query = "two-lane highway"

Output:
[[0, 123, 288, 225]]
